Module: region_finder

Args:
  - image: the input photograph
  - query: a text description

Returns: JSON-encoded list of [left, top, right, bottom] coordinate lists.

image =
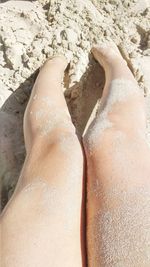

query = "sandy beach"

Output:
[[0, 0, 150, 210]]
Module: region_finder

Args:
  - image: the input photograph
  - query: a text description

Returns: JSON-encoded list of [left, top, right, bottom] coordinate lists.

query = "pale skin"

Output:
[[1, 57, 85, 267], [84, 43, 150, 266], [1, 42, 150, 266]]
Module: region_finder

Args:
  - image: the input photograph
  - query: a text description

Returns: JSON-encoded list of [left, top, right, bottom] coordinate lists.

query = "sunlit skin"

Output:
[[84, 42, 150, 266], [1, 42, 150, 267], [1, 56, 85, 267]]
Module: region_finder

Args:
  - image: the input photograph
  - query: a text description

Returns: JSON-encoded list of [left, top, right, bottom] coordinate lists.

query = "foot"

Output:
[[92, 41, 125, 68], [42, 55, 68, 72], [91, 40, 133, 81]]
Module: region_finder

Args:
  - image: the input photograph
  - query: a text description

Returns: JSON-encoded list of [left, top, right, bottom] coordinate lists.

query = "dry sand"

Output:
[[0, 0, 150, 210]]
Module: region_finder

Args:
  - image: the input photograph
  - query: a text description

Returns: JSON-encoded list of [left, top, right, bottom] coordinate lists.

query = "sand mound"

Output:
[[0, 0, 150, 209]]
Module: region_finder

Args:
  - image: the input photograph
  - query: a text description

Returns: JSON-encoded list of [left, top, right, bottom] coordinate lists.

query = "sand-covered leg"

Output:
[[23, 56, 70, 152], [84, 42, 150, 267], [0, 57, 85, 267]]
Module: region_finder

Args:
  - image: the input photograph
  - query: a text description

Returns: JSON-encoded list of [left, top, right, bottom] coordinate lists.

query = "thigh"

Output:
[[1, 180, 82, 267], [1, 132, 84, 267], [86, 130, 150, 267]]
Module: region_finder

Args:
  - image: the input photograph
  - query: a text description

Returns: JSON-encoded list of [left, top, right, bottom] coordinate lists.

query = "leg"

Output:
[[1, 56, 85, 267], [84, 41, 150, 266]]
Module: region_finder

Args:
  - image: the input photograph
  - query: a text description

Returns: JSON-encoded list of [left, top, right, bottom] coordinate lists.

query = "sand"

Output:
[[0, 0, 150, 210]]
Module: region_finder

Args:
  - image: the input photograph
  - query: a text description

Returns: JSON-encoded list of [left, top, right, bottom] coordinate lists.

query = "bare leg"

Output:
[[1, 56, 85, 267], [84, 41, 150, 267]]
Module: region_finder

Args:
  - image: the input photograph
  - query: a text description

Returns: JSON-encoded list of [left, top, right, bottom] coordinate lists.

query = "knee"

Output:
[[53, 130, 83, 156], [26, 128, 83, 166], [83, 126, 127, 157]]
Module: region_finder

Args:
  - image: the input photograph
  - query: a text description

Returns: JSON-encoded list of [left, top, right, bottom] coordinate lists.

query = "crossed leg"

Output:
[[1, 57, 85, 267], [84, 42, 150, 267]]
